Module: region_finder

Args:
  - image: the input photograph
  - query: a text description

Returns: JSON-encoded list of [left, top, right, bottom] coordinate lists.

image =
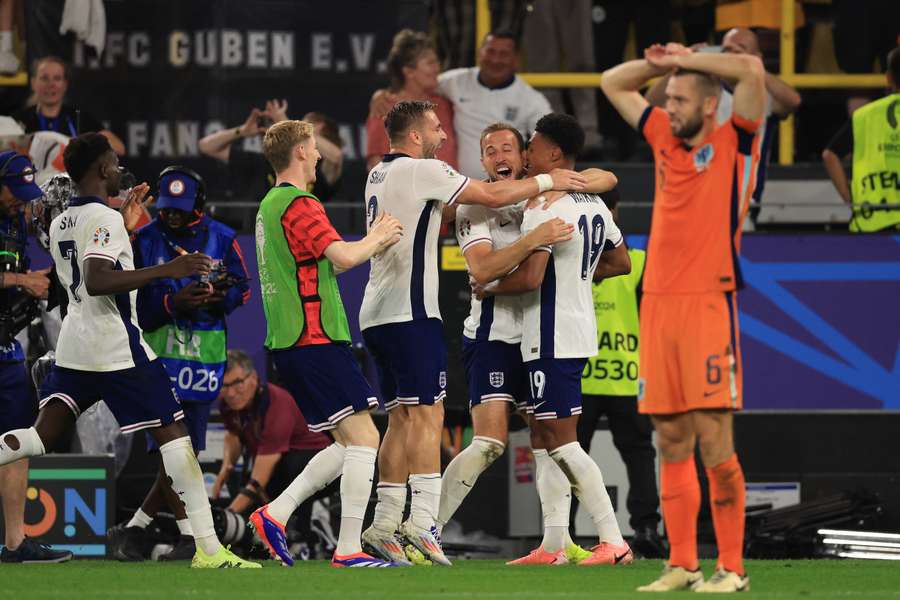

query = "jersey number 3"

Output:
[[58, 240, 81, 303], [578, 214, 605, 280]]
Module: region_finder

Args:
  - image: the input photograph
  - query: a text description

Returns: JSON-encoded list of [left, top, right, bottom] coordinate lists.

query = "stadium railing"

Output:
[[475, 0, 887, 166]]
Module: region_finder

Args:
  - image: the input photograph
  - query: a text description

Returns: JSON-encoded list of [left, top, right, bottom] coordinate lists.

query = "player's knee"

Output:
[[472, 436, 506, 465], [697, 435, 733, 467], [339, 415, 380, 449]]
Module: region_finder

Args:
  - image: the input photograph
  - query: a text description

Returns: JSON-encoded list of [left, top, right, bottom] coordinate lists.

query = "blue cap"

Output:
[[0, 151, 42, 202], [157, 171, 199, 212]]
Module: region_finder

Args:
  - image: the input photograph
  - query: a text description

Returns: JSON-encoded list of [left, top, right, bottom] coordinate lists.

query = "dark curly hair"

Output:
[[534, 113, 584, 159], [63, 132, 111, 184]]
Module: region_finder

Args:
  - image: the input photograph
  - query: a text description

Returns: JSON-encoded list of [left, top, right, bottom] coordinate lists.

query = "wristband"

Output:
[[535, 173, 553, 193], [234, 127, 242, 138]]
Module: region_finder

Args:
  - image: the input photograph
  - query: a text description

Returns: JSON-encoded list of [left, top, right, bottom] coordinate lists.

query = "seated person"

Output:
[[213, 349, 333, 547]]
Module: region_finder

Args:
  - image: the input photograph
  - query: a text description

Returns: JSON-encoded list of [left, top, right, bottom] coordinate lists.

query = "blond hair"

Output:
[[263, 120, 314, 173]]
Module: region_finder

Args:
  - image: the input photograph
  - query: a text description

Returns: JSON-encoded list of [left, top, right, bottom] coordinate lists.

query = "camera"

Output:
[[0, 231, 40, 347], [202, 260, 248, 290]]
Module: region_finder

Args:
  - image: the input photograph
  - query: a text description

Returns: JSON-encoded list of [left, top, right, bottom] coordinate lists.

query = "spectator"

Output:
[[12, 56, 125, 155], [522, 0, 602, 153], [430, 0, 527, 70], [198, 101, 344, 216], [366, 29, 458, 170], [372, 30, 552, 179], [822, 48, 900, 233], [212, 350, 332, 544], [0, 0, 19, 75], [645, 29, 801, 220]]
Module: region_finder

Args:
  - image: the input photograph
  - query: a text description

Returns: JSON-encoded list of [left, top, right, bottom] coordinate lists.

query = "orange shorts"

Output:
[[638, 292, 742, 415]]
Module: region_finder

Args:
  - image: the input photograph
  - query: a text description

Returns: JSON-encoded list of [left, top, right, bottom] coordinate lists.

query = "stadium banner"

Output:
[[23, 0, 427, 195], [0, 454, 116, 558]]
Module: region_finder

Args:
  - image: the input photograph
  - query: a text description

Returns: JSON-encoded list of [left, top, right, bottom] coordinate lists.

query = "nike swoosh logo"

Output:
[[703, 390, 721, 398], [499, 220, 512, 227], [614, 552, 630, 564], [533, 401, 546, 410]]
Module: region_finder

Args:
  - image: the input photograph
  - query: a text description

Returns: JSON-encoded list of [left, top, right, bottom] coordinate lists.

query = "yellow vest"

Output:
[[581, 249, 645, 397], [850, 93, 900, 232]]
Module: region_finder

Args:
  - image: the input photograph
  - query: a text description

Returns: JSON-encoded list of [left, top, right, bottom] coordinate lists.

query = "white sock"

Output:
[[126, 508, 153, 530], [335, 446, 377, 556], [370, 482, 406, 535], [0, 32, 11, 53], [159, 436, 220, 555], [437, 436, 505, 530], [0, 427, 45, 467], [534, 448, 572, 552], [176, 518, 193, 536], [549, 441, 624, 546], [408, 473, 441, 531], [266, 442, 345, 524]]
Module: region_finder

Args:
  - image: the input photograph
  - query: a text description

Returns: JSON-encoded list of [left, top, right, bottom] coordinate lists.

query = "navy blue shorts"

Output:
[[362, 319, 447, 411], [0, 361, 34, 431], [462, 337, 529, 411], [39, 360, 183, 434], [525, 358, 587, 420], [146, 400, 211, 452], [272, 343, 378, 432]]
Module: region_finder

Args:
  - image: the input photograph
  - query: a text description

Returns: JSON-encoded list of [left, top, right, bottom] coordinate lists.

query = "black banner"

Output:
[[24, 0, 428, 200]]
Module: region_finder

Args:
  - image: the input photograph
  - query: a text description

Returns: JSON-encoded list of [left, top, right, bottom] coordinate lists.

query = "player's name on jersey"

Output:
[[568, 192, 604, 205]]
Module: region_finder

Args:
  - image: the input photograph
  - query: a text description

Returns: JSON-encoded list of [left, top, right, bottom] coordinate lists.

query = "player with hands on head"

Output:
[[602, 41, 765, 592]]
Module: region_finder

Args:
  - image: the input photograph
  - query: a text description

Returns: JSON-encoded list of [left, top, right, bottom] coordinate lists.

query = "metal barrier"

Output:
[[474, 0, 887, 166]]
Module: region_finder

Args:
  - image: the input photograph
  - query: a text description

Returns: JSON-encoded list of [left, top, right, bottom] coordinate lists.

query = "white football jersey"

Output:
[[519, 194, 623, 361], [438, 68, 552, 179], [456, 202, 525, 343], [359, 155, 470, 330], [50, 197, 156, 371]]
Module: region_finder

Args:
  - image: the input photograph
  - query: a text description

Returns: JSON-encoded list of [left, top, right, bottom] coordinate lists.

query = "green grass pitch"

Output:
[[5, 559, 900, 599]]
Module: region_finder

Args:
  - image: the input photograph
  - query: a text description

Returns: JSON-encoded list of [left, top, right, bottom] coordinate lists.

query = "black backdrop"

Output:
[[22, 0, 429, 198]]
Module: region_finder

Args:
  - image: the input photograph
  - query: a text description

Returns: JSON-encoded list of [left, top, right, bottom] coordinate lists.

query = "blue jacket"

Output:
[[0, 212, 29, 362], [132, 214, 250, 401]]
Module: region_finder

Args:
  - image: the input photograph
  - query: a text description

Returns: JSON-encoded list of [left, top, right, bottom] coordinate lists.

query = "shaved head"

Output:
[[722, 28, 761, 58]]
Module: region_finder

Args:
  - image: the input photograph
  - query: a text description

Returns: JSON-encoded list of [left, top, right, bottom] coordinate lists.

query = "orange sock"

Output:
[[706, 453, 746, 575], [660, 457, 700, 571]]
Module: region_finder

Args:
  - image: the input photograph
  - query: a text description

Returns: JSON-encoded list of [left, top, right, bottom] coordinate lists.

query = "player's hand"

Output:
[[644, 44, 682, 70], [264, 99, 289, 123], [20, 268, 51, 299], [664, 42, 692, 57], [172, 281, 213, 312], [120, 182, 154, 233], [548, 168, 587, 192], [165, 252, 213, 280], [370, 88, 399, 120], [531, 217, 574, 246], [239, 108, 265, 137], [368, 212, 403, 252]]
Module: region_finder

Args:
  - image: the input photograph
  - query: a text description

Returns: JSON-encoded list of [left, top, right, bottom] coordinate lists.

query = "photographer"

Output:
[[0, 150, 71, 563], [108, 166, 250, 562]]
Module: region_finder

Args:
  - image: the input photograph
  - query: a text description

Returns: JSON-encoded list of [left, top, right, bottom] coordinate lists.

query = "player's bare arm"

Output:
[[600, 58, 667, 129], [459, 168, 587, 209], [324, 212, 403, 273], [84, 252, 212, 296], [464, 218, 573, 285], [592, 242, 631, 282], [474, 250, 551, 299], [646, 44, 766, 123], [581, 168, 618, 193]]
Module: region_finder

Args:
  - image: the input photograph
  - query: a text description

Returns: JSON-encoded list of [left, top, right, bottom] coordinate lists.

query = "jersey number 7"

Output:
[[58, 240, 82, 303]]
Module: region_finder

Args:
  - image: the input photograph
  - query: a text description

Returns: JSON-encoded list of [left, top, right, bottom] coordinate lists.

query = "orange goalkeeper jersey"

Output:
[[639, 106, 761, 294]]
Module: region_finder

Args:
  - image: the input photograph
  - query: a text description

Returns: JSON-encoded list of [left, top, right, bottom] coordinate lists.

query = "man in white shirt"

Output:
[[359, 100, 586, 566], [478, 113, 633, 566], [371, 31, 552, 180], [0, 133, 258, 569]]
